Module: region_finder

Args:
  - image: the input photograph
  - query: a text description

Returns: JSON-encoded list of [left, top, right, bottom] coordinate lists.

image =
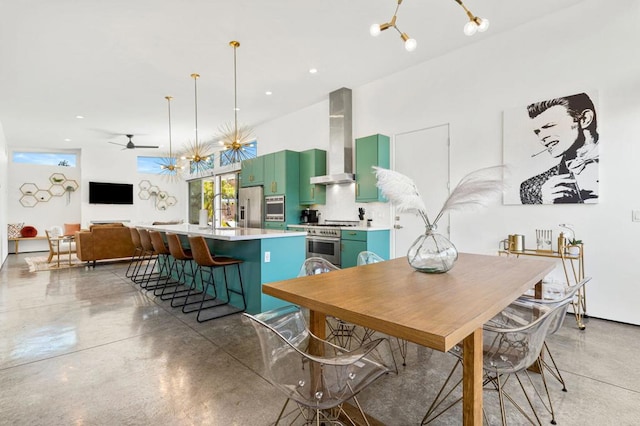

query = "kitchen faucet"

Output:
[[210, 192, 226, 232]]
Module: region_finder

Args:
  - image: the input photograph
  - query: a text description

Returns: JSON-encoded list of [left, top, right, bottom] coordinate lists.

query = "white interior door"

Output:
[[393, 124, 450, 258]]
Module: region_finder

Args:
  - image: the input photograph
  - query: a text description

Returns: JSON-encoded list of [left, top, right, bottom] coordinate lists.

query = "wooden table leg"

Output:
[[463, 328, 483, 426], [309, 309, 326, 340], [308, 310, 326, 356]]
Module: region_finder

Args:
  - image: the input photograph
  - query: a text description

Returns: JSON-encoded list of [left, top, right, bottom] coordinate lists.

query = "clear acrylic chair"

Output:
[[517, 277, 592, 393], [243, 305, 394, 425], [422, 299, 569, 426], [298, 257, 362, 350], [356, 251, 409, 366]]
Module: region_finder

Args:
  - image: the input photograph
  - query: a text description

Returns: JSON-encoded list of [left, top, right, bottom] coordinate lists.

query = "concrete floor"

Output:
[[1, 252, 639, 425]]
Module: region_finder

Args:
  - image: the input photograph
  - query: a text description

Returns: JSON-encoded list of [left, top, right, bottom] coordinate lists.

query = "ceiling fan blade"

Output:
[[108, 141, 126, 147], [134, 145, 159, 149]]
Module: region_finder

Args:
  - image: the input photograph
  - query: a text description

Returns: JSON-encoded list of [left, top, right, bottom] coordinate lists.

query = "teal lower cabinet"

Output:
[[340, 229, 390, 268], [260, 236, 306, 312], [169, 233, 305, 314]]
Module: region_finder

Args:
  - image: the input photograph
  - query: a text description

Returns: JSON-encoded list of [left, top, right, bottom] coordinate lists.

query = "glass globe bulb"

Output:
[[478, 18, 490, 32], [463, 21, 478, 36], [404, 38, 417, 52], [370, 23, 381, 37]]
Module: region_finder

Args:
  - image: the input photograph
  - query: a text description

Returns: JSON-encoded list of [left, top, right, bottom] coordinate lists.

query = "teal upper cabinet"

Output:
[[355, 134, 390, 202], [299, 149, 326, 205], [264, 151, 299, 196], [263, 150, 300, 226], [240, 156, 264, 188]]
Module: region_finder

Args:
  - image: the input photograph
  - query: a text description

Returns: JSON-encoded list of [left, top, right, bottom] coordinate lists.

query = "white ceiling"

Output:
[[0, 0, 582, 153]]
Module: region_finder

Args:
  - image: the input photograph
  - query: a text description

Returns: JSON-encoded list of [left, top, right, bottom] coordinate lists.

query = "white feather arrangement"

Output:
[[373, 166, 431, 227], [374, 165, 505, 229]]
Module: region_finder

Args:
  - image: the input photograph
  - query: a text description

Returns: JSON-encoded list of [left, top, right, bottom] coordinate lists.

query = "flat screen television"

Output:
[[89, 181, 134, 205]]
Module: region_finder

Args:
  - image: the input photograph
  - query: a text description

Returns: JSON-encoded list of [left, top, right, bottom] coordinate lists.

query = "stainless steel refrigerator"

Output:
[[238, 186, 264, 228]]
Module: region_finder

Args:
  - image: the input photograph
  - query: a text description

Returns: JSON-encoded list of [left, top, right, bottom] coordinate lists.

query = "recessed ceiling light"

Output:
[[309, 68, 318, 74], [64, 138, 71, 142], [75, 115, 84, 119], [265, 91, 272, 96]]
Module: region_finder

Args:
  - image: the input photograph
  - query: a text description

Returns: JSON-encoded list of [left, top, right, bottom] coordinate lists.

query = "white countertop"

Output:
[[142, 223, 307, 241]]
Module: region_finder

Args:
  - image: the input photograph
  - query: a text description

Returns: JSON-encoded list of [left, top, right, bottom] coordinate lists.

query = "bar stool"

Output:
[[137, 229, 161, 288], [147, 231, 179, 293], [187, 235, 246, 322], [163, 233, 199, 307], [126, 227, 145, 279]]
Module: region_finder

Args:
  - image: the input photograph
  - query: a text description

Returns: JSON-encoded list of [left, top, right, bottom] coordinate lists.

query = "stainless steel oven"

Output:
[[306, 226, 341, 267], [264, 195, 285, 222]]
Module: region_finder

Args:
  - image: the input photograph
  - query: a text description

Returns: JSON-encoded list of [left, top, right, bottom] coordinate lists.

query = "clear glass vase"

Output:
[[407, 225, 458, 273]]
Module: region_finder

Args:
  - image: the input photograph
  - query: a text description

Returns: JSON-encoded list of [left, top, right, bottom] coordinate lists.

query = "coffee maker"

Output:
[[300, 208, 320, 224]]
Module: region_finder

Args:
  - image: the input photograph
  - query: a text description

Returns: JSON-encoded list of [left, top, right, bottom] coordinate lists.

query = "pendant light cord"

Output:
[[165, 95, 173, 159], [232, 42, 239, 143], [191, 73, 200, 146]]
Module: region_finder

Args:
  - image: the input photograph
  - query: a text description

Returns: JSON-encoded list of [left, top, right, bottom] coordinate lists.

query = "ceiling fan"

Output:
[[108, 134, 159, 150]]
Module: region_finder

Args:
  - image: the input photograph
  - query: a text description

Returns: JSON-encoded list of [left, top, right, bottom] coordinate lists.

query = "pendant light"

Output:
[[158, 95, 183, 180], [182, 73, 214, 174], [218, 40, 255, 164]]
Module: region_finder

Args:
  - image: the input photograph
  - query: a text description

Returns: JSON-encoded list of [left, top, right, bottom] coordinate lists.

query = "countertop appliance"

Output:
[[304, 220, 357, 267], [300, 209, 320, 224], [238, 186, 264, 228]]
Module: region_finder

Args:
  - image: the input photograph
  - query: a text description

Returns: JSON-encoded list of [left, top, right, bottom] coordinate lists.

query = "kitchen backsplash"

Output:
[[310, 183, 391, 226]]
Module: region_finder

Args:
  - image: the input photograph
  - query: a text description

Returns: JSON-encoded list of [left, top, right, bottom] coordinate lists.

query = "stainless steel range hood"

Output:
[[310, 87, 355, 185]]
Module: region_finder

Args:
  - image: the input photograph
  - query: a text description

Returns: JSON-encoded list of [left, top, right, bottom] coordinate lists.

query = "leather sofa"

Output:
[[75, 223, 135, 265]]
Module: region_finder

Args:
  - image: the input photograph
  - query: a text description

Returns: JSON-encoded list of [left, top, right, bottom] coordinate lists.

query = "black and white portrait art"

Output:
[[503, 91, 599, 205]]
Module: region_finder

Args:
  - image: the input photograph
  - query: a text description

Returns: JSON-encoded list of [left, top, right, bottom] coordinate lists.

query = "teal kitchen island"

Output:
[[144, 224, 306, 314]]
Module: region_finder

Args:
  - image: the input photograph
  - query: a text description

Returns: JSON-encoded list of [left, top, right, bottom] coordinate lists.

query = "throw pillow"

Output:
[[7, 223, 24, 238], [64, 223, 81, 236], [20, 226, 38, 238]]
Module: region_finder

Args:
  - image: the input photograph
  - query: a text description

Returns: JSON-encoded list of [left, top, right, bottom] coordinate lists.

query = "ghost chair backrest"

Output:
[[356, 251, 385, 266], [298, 257, 339, 277]]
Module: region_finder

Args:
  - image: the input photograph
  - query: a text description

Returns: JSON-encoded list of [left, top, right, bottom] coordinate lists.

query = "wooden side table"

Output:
[[499, 245, 586, 329], [51, 236, 75, 268]]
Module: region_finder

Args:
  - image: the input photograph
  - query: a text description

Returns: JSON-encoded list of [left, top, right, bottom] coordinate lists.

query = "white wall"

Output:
[[254, 1, 640, 324], [4, 145, 187, 254], [80, 146, 187, 226], [255, 93, 391, 225], [0, 121, 8, 264], [7, 154, 82, 252]]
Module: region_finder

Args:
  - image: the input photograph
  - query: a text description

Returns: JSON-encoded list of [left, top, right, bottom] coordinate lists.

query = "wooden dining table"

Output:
[[262, 252, 555, 425]]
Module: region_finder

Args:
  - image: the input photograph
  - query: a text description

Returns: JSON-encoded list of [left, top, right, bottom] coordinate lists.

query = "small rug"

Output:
[[25, 256, 86, 272]]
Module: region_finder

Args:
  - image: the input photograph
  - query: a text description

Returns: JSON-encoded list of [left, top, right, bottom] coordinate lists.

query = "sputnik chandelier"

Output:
[[370, 0, 489, 51], [218, 40, 255, 164], [182, 73, 214, 174], [158, 95, 183, 181]]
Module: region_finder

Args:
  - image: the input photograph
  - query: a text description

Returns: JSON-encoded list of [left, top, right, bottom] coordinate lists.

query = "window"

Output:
[[187, 172, 239, 227], [137, 156, 169, 174], [12, 151, 77, 167]]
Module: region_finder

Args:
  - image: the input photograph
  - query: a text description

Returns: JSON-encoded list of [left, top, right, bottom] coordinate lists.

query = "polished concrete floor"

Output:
[[1, 252, 639, 425]]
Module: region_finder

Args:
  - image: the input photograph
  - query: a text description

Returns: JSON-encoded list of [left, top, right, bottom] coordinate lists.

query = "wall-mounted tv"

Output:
[[89, 181, 134, 205]]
